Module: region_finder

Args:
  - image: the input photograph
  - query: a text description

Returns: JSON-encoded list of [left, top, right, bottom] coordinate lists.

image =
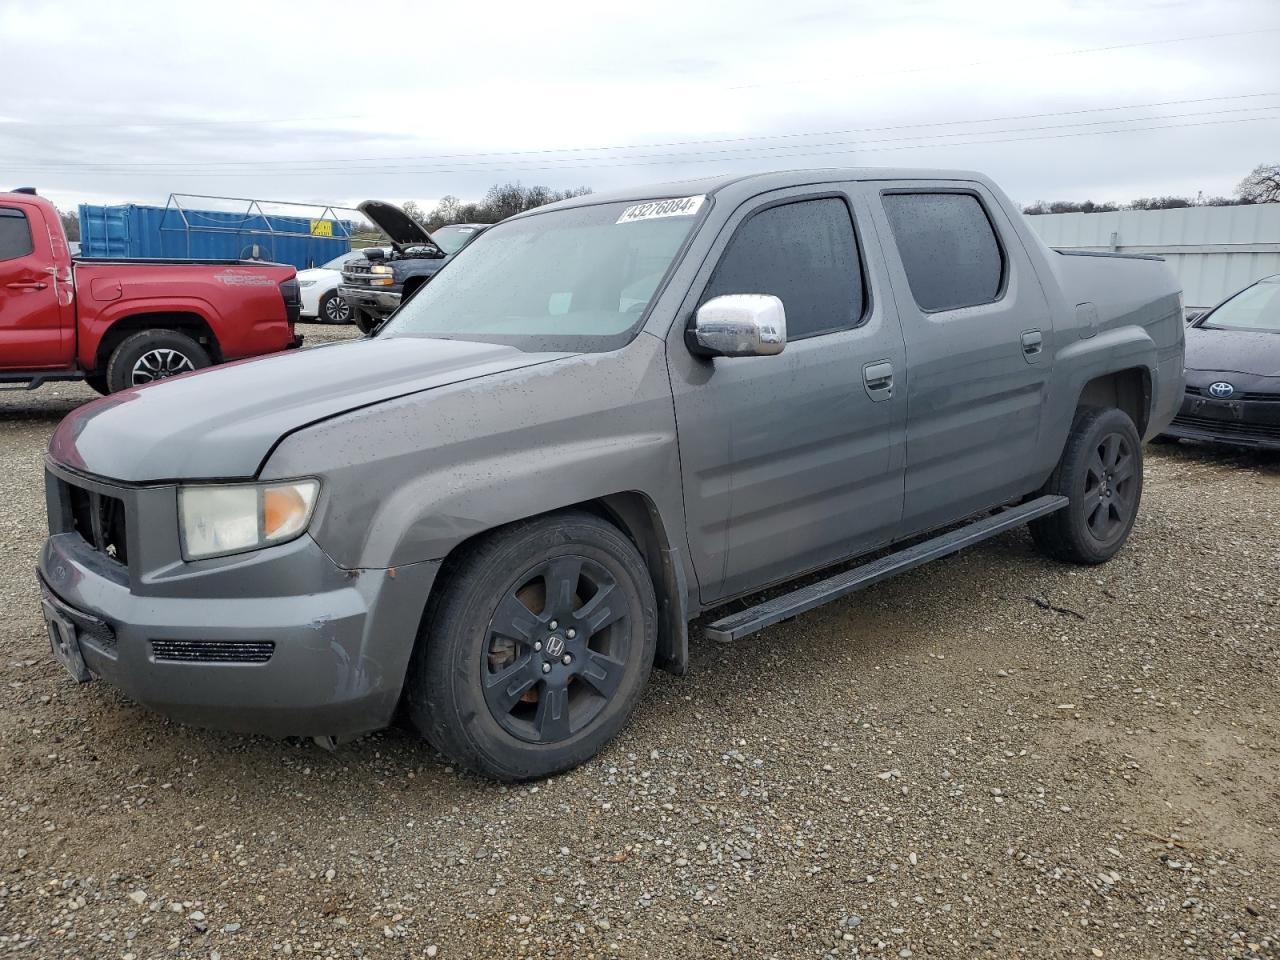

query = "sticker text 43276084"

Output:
[[616, 196, 706, 224]]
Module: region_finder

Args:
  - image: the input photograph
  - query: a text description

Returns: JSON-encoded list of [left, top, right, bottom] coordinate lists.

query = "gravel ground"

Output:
[[1, 325, 1277, 958]]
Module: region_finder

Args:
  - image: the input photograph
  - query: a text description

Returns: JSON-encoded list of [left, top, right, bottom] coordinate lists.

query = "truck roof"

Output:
[[517, 167, 998, 219], [0, 189, 60, 217]]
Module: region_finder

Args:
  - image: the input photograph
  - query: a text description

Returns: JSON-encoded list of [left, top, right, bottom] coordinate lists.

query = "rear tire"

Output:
[[1030, 407, 1143, 565], [105, 329, 211, 393], [405, 512, 657, 781]]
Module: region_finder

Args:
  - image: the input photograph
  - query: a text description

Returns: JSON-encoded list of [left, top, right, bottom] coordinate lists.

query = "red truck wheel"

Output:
[[105, 329, 211, 393]]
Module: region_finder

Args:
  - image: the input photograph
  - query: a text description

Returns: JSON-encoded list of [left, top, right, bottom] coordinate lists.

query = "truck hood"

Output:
[[50, 338, 573, 483], [1185, 326, 1280, 377], [358, 201, 435, 248]]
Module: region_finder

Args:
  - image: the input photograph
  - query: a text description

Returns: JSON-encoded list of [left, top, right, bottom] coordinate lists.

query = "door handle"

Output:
[[6, 280, 48, 291], [1020, 329, 1043, 362], [863, 360, 894, 401]]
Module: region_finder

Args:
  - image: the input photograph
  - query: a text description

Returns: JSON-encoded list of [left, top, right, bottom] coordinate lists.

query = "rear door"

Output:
[[667, 187, 907, 602], [0, 203, 64, 369], [866, 182, 1053, 536]]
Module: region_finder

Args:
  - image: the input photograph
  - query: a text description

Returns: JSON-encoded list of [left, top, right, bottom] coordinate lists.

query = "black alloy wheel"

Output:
[[1030, 405, 1144, 565], [1082, 431, 1138, 545], [482, 555, 632, 744], [405, 511, 657, 780]]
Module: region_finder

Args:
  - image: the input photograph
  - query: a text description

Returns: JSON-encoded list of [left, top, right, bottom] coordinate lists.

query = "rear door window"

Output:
[[882, 192, 1004, 312], [0, 207, 34, 261], [702, 197, 865, 339]]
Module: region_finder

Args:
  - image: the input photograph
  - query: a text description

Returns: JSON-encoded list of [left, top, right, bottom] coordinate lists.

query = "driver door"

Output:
[[666, 187, 907, 602]]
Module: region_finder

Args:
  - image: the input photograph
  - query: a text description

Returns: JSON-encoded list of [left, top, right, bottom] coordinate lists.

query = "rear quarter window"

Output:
[[0, 207, 34, 261], [882, 192, 1004, 312]]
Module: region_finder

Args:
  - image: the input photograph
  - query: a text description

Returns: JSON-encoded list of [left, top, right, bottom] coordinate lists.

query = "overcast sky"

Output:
[[2, 0, 1278, 217]]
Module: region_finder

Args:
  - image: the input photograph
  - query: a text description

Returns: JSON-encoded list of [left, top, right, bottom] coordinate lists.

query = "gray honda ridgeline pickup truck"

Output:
[[39, 169, 1184, 780]]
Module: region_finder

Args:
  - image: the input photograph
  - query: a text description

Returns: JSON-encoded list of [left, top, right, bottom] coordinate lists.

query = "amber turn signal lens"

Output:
[[263, 485, 308, 538]]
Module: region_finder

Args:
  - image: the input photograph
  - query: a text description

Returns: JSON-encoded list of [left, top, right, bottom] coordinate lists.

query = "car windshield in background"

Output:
[[1203, 280, 1280, 333], [430, 225, 482, 255], [322, 250, 361, 270], [381, 199, 705, 352]]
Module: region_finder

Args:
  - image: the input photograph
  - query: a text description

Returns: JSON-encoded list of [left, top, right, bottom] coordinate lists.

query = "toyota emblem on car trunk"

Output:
[[1208, 381, 1235, 399]]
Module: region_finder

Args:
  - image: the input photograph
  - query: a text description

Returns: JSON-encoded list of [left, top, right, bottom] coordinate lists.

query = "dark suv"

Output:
[[339, 201, 487, 332]]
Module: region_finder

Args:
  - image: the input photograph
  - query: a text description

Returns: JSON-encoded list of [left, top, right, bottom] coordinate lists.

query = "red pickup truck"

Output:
[[1, 190, 302, 394]]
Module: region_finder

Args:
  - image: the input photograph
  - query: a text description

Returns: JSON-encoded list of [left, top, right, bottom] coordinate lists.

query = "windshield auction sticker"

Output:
[[616, 195, 706, 224]]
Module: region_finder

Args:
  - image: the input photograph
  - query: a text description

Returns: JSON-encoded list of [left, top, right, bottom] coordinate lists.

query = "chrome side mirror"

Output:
[[689, 294, 787, 358]]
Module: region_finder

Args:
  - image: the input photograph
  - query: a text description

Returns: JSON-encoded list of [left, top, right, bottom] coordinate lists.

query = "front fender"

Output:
[[261, 338, 689, 573]]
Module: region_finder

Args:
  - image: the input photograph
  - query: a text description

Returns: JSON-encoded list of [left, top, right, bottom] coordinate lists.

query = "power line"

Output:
[[4, 114, 1274, 178], [11, 93, 1279, 171], [21, 105, 1280, 175]]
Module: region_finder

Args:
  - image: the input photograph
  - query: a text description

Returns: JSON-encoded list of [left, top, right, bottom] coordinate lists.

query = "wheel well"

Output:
[[401, 276, 427, 300], [1077, 367, 1151, 436], [431, 493, 690, 676], [94, 312, 221, 373]]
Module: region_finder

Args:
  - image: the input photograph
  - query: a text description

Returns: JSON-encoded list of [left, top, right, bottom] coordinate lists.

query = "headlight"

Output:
[[178, 480, 319, 560], [297, 279, 318, 287], [370, 264, 392, 274]]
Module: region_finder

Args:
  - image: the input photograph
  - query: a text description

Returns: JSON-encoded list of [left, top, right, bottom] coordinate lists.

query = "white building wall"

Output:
[[1025, 205, 1280, 309]]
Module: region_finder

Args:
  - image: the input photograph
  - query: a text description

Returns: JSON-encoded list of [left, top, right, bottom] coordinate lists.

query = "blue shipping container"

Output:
[[77, 204, 353, 270]]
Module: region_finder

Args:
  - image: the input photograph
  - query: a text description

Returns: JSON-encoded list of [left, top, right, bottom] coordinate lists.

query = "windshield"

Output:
[[321, 249, 371, 270], [1202, 281, 1280, 333], [431, 225, 482, 255], [381, 199, 704, 352]]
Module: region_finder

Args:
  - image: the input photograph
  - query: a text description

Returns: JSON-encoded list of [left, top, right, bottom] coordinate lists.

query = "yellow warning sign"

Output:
[[309, 219, 334, 237]]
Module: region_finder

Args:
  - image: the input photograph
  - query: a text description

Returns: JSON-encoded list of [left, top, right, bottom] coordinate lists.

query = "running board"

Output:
[[703, 494, 1069, 643], [0, 371, 85, 391]]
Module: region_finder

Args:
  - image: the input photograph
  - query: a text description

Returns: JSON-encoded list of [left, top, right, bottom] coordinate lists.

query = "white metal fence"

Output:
[[1025, 204, 1280, 310]]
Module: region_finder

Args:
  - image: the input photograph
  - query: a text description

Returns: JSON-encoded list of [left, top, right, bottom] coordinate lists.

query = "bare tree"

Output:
[[401, 200, 430, 228], [419, 183, 593, 229], [1236, 163, 1280, 203], [58, 208, 80, 241]]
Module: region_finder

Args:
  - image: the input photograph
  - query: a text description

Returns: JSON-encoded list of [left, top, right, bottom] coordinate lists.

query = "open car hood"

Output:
[[358, 200, 436, 249]]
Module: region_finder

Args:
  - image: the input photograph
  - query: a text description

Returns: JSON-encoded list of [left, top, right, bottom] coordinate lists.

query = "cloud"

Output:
[[1, 0, 1277, 213]]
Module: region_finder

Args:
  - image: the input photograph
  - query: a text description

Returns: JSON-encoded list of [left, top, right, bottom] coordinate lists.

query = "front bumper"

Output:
[[1162, 384, 1280, 450], [299, 282, 327, 318], [38, 462, 438, 738], [338, 285, 401, 320]]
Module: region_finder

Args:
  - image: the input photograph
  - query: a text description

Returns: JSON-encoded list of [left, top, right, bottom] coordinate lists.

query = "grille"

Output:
[[67, 484, 128, 565], [151, 640, 275, 664], [1171, 414, 1280, 441], [342, 271, 380, 287], [1186, 385, 1280, 403]]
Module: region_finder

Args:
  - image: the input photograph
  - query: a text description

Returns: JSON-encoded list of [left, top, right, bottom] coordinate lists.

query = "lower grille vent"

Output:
[[151, 640, 275, 664], [1171, 415, 1280, 440]]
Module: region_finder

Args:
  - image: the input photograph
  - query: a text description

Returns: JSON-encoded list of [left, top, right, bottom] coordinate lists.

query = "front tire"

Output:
[[1030, 407, 1143, 565], [405, 512, 657, 781], [318, 290, 352, 325], [105, 329, 212, 393]]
